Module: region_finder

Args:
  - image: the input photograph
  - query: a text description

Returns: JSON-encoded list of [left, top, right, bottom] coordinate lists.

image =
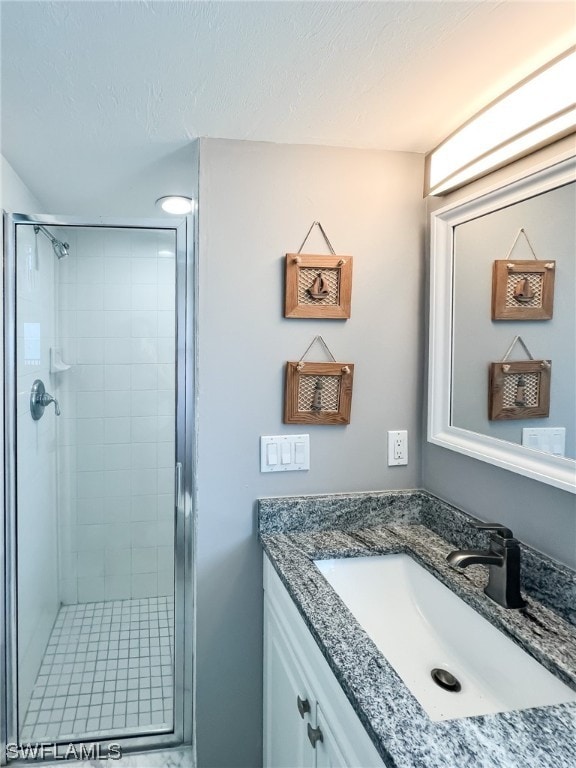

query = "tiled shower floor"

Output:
[[21, 596, 174, 741]]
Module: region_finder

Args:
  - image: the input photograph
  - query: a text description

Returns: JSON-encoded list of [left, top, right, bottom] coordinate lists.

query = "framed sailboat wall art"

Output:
[[491, 229, 555, 320], [284, 253, 353, 318], [492, 259, 555, 320]]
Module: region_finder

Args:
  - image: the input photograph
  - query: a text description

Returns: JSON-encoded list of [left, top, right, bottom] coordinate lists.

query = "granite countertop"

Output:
[[259, 490, 576, 768]]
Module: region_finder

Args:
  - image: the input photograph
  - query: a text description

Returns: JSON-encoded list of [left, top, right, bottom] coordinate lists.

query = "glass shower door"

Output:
[[3, 215, 193, 758]]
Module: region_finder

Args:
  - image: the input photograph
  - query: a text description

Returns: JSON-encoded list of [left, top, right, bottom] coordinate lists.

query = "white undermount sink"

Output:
[[314, 554, 576, 721]]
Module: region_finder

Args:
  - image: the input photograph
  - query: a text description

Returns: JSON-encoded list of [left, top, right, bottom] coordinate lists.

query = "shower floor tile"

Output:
[[21, 596, 174, 742]]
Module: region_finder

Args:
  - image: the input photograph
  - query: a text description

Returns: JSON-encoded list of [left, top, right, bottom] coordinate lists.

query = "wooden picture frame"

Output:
[[488, 360, 551, 421], [284, 361, 354, 425], [492, 260, 555, 320], [284, 254, 353, 319]]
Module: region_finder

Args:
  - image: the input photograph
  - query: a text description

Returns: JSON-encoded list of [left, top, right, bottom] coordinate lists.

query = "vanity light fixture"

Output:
[[155, 195, 194, 215], [425, 47, 576, 196]]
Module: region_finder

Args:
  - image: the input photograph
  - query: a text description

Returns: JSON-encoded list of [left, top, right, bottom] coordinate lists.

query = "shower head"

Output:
[[52, 239, 69, 259], [34, 225, 70, 259]]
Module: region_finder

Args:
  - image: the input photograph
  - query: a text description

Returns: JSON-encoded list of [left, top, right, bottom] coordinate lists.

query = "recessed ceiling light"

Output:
[[155, 196, 194, 215]]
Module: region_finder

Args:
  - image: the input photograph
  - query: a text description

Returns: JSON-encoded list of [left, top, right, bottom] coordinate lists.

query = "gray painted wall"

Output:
[[423, 136, 576, 570], [195, 138, 425, 767]]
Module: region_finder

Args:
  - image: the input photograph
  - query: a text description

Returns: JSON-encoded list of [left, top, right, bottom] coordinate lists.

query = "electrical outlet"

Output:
[[388, 430, 408, 466]]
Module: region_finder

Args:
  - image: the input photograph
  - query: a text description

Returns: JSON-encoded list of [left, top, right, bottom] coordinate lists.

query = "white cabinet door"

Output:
[[313, 704, 348, 768], [264, 600, 315, 768], [263, 554, 385, 768]]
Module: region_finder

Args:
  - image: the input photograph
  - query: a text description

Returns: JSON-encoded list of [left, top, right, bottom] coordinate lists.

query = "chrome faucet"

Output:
[[447, 523, 526, 609]]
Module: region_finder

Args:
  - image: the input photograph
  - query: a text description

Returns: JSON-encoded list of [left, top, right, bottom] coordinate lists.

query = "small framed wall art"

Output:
[[283, 336, 354, 425], [492, 228, 555, 320], [284, 221, 353, 319], [284, 361, 354, 425], [488, 360, 551, 420], [488, 336, 551, 421]]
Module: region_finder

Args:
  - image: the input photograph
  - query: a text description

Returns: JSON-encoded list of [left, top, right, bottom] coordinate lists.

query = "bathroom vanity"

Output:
[[260, 491, 576, 768], [264, 557, 383, 767]]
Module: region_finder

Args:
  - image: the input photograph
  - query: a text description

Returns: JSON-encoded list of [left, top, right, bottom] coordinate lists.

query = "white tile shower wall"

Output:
[[57, 228, 176, 604], [16, 226, 61, 722]]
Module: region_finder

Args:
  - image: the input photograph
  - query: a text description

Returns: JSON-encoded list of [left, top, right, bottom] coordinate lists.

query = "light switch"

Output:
[[260, 435, 310, 472], [294, 442, 306, 464], [266, 442, 278, 466], [281, 442, 292, 464], [551, 430, 565, 456]]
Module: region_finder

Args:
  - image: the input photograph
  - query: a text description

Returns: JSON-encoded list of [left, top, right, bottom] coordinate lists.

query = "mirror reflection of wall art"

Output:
[[284, 221, 352, 319], [488, 335, 551, 421], [492, 228, 555, 320]]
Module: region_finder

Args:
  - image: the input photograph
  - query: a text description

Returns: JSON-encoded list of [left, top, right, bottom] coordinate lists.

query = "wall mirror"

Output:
[[428, 152, 576, 494]]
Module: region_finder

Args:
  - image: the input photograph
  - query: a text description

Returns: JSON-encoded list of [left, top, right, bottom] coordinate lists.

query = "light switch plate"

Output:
[[260, 434, 310, 472], [522, 427, 566, 457]]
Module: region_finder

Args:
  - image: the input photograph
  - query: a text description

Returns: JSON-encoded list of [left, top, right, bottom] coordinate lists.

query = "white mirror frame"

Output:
[[428, 151, 576, 494]]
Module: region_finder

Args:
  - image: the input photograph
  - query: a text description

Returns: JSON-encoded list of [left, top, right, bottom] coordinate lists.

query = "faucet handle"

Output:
[[473, 522, 514, 539]]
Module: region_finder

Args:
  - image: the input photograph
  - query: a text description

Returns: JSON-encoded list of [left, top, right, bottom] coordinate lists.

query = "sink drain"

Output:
[[431, 668, 462, 692]]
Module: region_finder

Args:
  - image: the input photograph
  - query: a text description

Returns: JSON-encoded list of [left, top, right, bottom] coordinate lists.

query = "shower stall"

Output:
[[1, 214, 195, 761]]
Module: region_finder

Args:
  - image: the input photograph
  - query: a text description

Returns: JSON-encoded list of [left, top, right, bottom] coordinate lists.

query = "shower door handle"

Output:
[[175, 462, 183, 513]]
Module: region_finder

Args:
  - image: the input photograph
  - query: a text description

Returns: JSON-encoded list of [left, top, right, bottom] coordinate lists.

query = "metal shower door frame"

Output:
[[1, 212, 196, 763]]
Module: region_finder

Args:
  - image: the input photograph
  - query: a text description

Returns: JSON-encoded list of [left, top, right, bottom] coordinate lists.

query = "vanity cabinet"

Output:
[[263, 554, 384, 768]]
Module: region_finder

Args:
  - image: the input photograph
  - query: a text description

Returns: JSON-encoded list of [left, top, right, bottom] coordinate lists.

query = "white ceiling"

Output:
[[1, 0, 574, 212]]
